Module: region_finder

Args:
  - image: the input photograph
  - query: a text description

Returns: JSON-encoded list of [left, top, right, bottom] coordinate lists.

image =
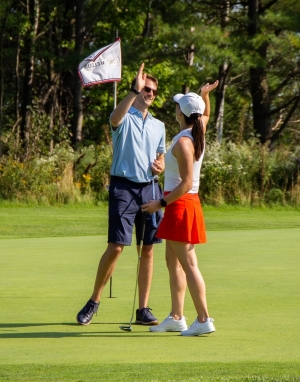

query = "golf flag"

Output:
[[78, 38, 121, 87]]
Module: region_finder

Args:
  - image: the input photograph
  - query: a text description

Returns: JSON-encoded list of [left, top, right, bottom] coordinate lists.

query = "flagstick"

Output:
[[110, 276, 113, 298], [113, 82, 117, 109], [109, 79, 115, 296], [78, 36, 120, 299], [113, 30, 118, 110], [109, 77, 115, 296], [109, 30, 119, 298]]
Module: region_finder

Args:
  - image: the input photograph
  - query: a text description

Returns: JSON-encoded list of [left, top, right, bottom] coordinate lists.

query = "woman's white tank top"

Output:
[[164, 128, 205, 193]]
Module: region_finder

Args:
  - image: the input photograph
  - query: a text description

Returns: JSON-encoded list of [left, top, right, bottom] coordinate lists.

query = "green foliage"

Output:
[[0, 146, 83, 204], [1, 0, 300, 152], [200, 139, 300, 206], [0, 143, 113, 205], [1, 139, 300, 206], [1, 0, 300, 205]]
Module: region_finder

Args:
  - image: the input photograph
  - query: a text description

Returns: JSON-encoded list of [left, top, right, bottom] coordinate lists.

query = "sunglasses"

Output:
[[143, 86, 158, 96]]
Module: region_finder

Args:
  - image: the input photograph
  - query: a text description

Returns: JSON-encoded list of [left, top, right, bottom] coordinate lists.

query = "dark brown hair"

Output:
[[183, 113, 204, 161]]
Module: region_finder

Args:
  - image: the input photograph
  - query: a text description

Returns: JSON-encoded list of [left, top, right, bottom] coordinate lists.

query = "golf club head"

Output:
[[119, 325, 132, 332]]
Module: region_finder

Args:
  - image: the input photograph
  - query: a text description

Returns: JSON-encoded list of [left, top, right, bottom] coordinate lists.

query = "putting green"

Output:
[[1, 206, 299, 380], [0, 228, 299, 368]]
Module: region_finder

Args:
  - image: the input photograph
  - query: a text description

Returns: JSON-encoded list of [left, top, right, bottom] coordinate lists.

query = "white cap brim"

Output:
[[173, 94, 184, 103]]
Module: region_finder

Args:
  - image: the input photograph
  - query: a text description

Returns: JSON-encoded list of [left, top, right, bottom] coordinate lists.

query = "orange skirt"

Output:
[[156, 192, 206, 244]]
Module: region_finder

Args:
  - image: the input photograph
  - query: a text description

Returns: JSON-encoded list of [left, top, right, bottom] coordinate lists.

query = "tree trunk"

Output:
[[20, 0, 39, 157], [0, 8, 8, 157], [142, 0, 153, 38], [248, 0, 272, 144], [215, 60, 231, 143], [249, 65, 272, 143], [182, 27, 195, 95], [71, 0, 85, 148], [214, 0, 231, 143], [15, 33, 21, 150]]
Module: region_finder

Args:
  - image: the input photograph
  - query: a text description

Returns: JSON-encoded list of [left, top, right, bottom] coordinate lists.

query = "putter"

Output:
[[120, 212, 147, 332], [151, 178, 157, 228]]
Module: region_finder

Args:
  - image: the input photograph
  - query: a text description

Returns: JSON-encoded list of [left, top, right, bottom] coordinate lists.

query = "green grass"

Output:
[[0, 204, 299, 238], [0, 204, 108, 239], [0, 363, 299, 381], [0, 206, 300, 381]]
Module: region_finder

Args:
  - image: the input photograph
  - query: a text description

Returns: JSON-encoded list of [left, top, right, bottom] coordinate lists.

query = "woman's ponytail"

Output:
[[184, 114, 204, 161]]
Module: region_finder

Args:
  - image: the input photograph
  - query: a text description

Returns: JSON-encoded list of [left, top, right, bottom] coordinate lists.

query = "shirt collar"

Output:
[[129, 106, 153, 119]]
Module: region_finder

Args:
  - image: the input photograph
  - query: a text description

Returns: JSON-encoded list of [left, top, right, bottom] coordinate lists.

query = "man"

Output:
[[76, 63, 165, 326]]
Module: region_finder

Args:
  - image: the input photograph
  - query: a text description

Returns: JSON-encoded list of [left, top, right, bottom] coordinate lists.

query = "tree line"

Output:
[[0, 1, 299, 170]]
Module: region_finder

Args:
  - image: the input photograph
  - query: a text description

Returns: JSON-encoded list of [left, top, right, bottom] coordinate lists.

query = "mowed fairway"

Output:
[[0, 206, 299, 381]]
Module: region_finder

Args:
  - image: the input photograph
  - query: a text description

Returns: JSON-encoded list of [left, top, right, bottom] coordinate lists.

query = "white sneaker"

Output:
[[181, 317, 215, 336], [149, 315, 188, 332]]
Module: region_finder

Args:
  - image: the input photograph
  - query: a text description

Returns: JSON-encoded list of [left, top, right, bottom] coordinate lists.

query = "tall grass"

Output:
[[0, 139, 299, 206]]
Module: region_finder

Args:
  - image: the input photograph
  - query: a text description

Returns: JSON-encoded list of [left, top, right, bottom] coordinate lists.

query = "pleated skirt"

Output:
[[156, 192, 206, 244]]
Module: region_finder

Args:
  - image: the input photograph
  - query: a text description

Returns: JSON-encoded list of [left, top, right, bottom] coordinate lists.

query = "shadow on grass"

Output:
[[0, 323, 212, 338], [0, 322, 117, 328], [0, 331, 191, 338]]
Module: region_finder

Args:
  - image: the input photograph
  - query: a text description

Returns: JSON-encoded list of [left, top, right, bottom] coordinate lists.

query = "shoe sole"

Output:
[[181, 329, 215, 336], [135, 320, 159, 326], [150, 328, 184, 332], [76, 316, 92, 325]]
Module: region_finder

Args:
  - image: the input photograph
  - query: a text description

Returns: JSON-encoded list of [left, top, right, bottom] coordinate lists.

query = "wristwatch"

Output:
[[130, 85, 140, 95], [160, 198, 167, 207]]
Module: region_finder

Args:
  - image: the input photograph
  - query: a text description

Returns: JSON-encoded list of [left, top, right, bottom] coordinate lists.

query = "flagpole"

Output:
[[78, 38, 121, 298], [109, 30, 119, 298], [113, 30, 119, 109]]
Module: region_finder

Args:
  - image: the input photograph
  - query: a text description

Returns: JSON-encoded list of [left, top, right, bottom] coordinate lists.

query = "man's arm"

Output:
[[110, 93, 138, 129], [110, 63, 146, 129]]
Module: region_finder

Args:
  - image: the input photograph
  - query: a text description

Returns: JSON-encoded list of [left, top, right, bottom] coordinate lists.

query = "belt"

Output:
[[110, 175, 158, 187]]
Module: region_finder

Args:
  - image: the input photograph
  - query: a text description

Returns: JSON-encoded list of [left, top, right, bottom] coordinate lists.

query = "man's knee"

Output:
[[106, 243, 124, 258]]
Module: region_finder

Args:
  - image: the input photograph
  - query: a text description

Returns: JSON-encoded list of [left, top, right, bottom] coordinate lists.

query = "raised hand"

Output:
[[135, 63, 147, 92], [200, 80, 219, 97]]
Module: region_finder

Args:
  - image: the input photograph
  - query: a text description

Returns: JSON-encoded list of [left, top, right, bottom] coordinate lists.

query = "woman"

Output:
[[141, 81, 218, 336]]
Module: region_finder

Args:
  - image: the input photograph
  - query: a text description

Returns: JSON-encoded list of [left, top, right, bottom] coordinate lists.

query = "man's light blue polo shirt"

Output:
[[110, 106, 165, 183]]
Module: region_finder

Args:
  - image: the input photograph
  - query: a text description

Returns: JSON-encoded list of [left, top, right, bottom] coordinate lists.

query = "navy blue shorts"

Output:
[[108, 176, 163, 246]]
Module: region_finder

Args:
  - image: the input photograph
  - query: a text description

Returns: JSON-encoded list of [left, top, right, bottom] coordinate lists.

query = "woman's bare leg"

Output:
[[169, 240, 209, 322], [165, 240, 187, 319]]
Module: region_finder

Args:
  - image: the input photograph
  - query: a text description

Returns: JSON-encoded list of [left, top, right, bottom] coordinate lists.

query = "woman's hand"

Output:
[[200, 80, 219, 97], [141, 200, 161, 214]]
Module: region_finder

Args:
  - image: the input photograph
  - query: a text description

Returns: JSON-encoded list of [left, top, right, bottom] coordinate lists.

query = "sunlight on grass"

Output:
[[0, 207, 299, 380]]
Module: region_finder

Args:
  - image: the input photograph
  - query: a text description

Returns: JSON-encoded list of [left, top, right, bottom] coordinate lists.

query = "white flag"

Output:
[[78, 39, 121, 87]]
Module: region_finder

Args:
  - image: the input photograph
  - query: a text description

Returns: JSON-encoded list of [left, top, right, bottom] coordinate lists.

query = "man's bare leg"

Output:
[[91, 243, 124, 303], [76, 243, 124, 325], [137, 244, 153, 309]]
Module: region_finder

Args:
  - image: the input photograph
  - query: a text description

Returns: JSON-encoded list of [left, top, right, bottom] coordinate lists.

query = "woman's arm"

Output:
[[141, 137, 194, 213], [200, 80, 219, 129]]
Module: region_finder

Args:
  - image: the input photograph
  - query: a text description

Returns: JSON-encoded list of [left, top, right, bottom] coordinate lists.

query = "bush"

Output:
[[0, 139, 299, 206], [200, 139, 300, 206], [0, 145, 89, 204]]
